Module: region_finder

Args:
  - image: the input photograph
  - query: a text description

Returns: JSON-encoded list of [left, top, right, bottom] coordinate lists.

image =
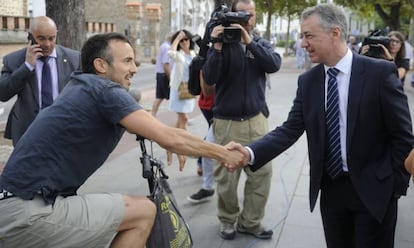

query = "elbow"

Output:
[[273, 57, 283, 72], [0, 93, 12, 102], [203, 87, 214, 96], [265, 57, 282, 74]]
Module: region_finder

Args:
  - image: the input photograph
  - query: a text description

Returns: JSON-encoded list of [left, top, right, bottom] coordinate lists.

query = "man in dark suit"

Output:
[[228, 4, 413, 248], [0, 16, 80, 146]]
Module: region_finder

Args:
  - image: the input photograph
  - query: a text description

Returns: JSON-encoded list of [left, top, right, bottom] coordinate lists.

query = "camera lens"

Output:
[[223, 27, 241, 43]]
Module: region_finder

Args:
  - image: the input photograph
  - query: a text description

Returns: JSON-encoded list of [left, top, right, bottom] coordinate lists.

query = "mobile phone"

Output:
[[27, 33, 37, 45]]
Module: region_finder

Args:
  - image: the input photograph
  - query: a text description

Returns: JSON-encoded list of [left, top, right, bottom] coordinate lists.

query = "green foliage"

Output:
[[256, 0, 316, 18], [276, 39, 295, 47], [255, 0, 316, 40], [334, 0, 413, 33]]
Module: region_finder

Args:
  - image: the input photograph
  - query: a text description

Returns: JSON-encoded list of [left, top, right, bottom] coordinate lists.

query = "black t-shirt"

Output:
[[395, 57, 409, 83]]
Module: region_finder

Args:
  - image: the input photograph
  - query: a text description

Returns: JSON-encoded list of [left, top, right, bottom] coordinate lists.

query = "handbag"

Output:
[[178, 81, 195, 100], [146, 178, 193, 248]]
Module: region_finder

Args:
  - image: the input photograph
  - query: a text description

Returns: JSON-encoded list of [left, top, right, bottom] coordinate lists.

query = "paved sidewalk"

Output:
[[78, 54, 414, 248]]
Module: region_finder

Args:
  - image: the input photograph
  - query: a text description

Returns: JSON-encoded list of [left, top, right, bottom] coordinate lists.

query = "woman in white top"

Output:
[[167, 29, 197, 166]]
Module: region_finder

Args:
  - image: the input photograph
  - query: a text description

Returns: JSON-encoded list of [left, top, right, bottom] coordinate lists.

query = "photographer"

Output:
[[202, 0, 281, 240], [360, 31, 409, 83]]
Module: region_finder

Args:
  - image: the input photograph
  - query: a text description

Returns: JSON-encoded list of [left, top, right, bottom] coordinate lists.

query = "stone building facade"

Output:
[[84, 0, 172, 62], [0, 0, 27, 17]]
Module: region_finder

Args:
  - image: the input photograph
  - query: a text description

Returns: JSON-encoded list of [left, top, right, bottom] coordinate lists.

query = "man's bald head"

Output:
[[29, 16, 57, 33], [29, 16, 58, 57]]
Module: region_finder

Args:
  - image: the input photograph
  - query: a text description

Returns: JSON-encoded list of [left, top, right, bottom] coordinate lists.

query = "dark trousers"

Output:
[[320, 174, 397, 248], [200, 108, 213, 126]]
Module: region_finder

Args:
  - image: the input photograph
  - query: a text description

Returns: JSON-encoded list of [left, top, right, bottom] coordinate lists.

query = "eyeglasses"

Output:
[[390, 39, 401, 44], [180, 38, 189, 42]]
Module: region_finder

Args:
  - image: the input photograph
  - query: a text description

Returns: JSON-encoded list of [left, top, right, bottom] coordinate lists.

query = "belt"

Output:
[[214, 112, 262, 122], [0, 189, 15, 200]]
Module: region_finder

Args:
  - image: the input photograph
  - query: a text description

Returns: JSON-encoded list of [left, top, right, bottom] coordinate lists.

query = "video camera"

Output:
[[361, 30, 390, 58], [206, 4, 251, 43], [186, 5, 250, 96]]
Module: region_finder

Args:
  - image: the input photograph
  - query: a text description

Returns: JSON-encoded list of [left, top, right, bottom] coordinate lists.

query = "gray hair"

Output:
[[301, 4, 348, 41]]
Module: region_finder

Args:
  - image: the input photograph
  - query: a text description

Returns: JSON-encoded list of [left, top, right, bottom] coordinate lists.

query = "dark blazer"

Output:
[[0, 45, 80, 145], [249, 53, 413, 222]]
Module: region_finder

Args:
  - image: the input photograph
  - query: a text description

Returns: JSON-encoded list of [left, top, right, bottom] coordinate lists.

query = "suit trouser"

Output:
[[320, 174, 397, 248], [213, 113, 272, 228]]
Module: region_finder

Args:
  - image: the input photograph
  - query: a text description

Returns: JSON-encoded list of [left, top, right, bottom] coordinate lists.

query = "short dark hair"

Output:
[[171, 29, 195, 51], [231, 0, 253, 11], [81, 32, 132, 74]]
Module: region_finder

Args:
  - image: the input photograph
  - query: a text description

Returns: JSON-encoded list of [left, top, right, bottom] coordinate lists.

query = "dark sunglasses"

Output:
[[180, 38, 189, 42]]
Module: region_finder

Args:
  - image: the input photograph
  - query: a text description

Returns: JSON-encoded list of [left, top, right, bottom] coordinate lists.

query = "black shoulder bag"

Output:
[[137, 136, 193, 248]]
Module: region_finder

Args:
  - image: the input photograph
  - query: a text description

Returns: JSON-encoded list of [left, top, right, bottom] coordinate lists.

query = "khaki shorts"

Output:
[[0, 193, 124, 248]]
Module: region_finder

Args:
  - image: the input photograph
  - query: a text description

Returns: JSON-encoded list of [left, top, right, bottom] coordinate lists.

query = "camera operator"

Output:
[[360, 31, 409, 83], [202, 0, 281, 240]]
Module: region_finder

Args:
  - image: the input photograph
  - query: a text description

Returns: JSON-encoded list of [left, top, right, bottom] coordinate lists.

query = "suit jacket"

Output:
[[0, 45, 80, 145], [249, 53, 413, 222]]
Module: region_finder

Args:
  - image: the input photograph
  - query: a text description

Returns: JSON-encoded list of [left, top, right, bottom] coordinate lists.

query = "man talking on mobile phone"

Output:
[[0, 16, 80, 146]]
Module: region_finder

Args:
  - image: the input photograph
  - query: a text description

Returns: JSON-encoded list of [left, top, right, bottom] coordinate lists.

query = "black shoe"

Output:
[[187, 189, 214, 203], [236, 223, 273, 239], [219, 222, 236, 240]]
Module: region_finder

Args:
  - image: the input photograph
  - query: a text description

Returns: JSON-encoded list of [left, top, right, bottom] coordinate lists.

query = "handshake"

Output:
[[222, 141, 252, 172]]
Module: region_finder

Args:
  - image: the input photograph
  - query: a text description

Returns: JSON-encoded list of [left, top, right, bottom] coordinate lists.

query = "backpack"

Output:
[[188, 55, 205, 95]]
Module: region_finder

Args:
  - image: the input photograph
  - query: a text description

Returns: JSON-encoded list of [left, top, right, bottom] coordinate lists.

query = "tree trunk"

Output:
[[45, 0, 86, 51], [265, 11, 272, 40], [374, 3, 401, 31], [284, 15, 291, 57]]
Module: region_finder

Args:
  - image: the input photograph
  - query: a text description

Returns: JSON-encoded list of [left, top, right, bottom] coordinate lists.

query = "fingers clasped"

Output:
[[222, 141, 250, 172]]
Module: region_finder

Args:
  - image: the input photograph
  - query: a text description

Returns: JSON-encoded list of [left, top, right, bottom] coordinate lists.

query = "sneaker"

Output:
[[219, 222, 236, 240], [236, 223, 273, 239], [187, 189, 214, 203]]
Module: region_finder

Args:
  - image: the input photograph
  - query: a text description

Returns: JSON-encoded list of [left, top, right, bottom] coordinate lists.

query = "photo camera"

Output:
[[206, 4, 251, 43], [361, 30, 390, 58]]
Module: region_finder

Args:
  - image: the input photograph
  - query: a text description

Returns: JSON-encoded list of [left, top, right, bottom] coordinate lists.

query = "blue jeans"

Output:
[[202, 126, 215, 190]]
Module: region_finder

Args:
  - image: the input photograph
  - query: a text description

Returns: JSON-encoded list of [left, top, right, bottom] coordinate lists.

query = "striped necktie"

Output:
[[326, 67, 343, 179]]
